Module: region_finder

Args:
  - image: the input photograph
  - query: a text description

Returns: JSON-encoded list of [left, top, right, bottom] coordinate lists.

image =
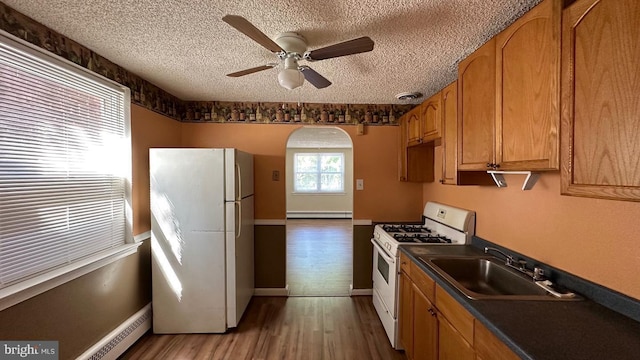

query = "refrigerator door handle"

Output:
[[235, 163, 242, 201], [236, 201, 242, 239]]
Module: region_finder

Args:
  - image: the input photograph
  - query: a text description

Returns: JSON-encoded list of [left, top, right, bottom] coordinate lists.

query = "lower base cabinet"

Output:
[[438, 316, 475, 360], [399, 253, 521, 360]]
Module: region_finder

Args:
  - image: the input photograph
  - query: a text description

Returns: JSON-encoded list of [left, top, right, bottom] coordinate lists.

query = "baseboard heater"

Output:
[[286, 211, 352, 219], [77, 303, 151, 360]]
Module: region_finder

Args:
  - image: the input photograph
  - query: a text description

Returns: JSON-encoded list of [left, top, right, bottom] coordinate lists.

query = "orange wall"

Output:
[[181, 123, 423, 221], [131, 104, 182, 235], [424, 146, 640, 300]]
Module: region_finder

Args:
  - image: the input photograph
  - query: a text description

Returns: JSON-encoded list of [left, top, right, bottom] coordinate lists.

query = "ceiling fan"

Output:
[[222, 15, 375, 90]]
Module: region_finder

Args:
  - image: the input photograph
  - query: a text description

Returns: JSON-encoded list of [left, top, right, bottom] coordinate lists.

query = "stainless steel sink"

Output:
[[419, 256, 581, 301]]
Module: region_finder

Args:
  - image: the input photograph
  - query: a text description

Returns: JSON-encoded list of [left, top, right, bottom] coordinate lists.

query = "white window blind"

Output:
[[294, 152, 344, 193], [0, 33, 131, 290]]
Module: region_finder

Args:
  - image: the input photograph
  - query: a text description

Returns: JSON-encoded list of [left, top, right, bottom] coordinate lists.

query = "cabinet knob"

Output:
[[494, 163, 500, 169], [486, 163, 493, 168], [439, 179, 444, 183]]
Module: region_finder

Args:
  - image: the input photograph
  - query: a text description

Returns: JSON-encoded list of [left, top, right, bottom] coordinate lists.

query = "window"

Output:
[[0, 33, 132, 293], [294, 153, 344, 193]]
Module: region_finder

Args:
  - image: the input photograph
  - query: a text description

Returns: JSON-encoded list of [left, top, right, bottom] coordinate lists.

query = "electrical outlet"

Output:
[[272, 170, 280, 181], [356, 179, 364, 190]]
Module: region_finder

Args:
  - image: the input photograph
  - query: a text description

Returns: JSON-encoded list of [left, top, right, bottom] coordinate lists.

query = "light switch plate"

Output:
[[272, 170, 280, 181], [356, 179, 364, 190]]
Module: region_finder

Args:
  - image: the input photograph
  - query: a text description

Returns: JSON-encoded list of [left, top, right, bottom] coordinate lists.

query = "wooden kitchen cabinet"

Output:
[[413, 284, 438, 360], [438, 315, 475, 360], [440, 81, 493, 185], [399, 112, 435, 183], [457, 38, 496, 171], [421, 93, 442, 144], [400, 253, 438, 360], [458, 0, 560, 171], [560, 0, 640, 201], [475, 320, 521, 360], [495, 0, 560, 170], [406, 106, 422, 146], [400, 270, 415, 359]]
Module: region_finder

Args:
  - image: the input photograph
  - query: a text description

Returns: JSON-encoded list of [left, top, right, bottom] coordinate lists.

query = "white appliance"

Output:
[[371, 202, 475, 348], [150, 148, 254, 333]]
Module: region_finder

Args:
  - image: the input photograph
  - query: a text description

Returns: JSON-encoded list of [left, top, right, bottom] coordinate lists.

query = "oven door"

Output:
[[371, 238, 398, 318]]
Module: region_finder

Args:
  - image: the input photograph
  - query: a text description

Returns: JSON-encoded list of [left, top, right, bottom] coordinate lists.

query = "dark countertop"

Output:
[[400, 245, 640, 360]]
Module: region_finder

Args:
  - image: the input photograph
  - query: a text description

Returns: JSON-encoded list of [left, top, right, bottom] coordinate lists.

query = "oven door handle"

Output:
[[370, 239, 395, 264]]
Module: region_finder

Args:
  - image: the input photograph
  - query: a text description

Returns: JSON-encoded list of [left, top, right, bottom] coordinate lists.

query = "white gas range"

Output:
[[370, 202, 476, 349]]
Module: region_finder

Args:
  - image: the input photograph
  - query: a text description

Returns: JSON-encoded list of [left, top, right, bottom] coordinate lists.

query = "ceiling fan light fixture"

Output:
[[278, 68, 304, 90]]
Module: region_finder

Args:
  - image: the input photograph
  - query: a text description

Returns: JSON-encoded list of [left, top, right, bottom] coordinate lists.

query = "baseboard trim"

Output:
[[349, 285, 373, 296], [254, 286, 290, 296], [286, 211, 352, 219], [76, 303, 151, 360]]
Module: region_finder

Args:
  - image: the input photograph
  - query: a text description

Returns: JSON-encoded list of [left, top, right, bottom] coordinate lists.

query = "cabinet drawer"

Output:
[[435, 285, 474, 345], [409, 261, 435, 303], [399, 252, 411, 276], [475, 320, 520, 360]]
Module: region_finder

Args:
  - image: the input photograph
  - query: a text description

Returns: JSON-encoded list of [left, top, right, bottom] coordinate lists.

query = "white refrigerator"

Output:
[[149, 148, 254, 333]]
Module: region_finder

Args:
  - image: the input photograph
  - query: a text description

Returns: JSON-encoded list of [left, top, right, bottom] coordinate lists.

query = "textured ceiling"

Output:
[[2, 0, 541, 104]]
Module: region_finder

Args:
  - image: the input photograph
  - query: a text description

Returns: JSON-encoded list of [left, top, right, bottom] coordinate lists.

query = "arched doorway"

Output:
[[285, 126, 354, 296]]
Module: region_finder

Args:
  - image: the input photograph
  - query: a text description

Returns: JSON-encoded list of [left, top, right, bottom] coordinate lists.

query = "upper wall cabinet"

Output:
[[399, 111, 435, 183], [441, 81, 459, 185], [421, 93, 442, 144], [406, 106, 422, 146], [561, 0, 640, 201], [495, 0, 560, 170], [457, 38, 496, 171], [441, 81, 493, 185], [458, 0, 560, 171]]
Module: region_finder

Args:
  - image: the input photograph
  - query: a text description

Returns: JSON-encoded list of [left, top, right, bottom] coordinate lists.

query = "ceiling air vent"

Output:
[[395, 92, 423, 101]]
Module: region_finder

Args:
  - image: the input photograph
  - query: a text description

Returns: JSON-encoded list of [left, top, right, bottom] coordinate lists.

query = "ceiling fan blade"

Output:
[[299, 66, 332, 89], [226, 64, 275, 77], [304, 37, 374, 61], [222, 15, 284, 53]]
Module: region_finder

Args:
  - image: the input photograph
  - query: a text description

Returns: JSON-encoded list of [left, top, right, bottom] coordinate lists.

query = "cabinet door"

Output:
[[407, 106, 422, 146], [475, 320, 521, 360], [441, 82, 458, 185], [561, 0, 640, 201], [413, 284, 438, 360], [400, 271, 414, 357], [399, 115, 409, 181], [421, 94, 442, 143], [496, 0, 560, 170], [458, 39, 496, 171], [438, 316, 475, 360]]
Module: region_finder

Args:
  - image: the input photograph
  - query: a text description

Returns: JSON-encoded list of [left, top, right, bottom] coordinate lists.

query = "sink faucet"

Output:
[[484, 247, 545, 281], [484, 247, 515, 265]]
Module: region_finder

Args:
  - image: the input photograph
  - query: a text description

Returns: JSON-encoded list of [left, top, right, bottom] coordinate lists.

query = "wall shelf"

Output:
[[487, 171, 540, 190]]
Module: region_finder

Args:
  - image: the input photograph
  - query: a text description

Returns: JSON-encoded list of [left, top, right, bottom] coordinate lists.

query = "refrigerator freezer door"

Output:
[[150, 148, 226, 232], [225, 149, 254, 201], [225, 195, 255, 328]]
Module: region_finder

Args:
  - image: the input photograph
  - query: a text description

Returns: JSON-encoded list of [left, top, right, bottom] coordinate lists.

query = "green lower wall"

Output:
[[0, 240, 151, 360], [353, 224, 374, 289], [255, 225, 287, 288], [254, 224, 374, 290]]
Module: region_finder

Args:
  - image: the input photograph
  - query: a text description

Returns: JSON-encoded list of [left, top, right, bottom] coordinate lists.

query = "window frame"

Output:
[[293, 152, 345, 194], [0, 30, 139, 311]]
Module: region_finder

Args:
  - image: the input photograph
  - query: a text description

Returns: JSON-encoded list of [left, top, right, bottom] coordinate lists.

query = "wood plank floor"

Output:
[[120, 296, 406, 360], [287, 219, 353, 297]]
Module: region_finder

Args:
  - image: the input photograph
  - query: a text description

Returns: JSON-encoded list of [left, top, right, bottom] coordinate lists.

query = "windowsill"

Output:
[[0, 242, 143, 312], [292, 192, 347, 195]]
